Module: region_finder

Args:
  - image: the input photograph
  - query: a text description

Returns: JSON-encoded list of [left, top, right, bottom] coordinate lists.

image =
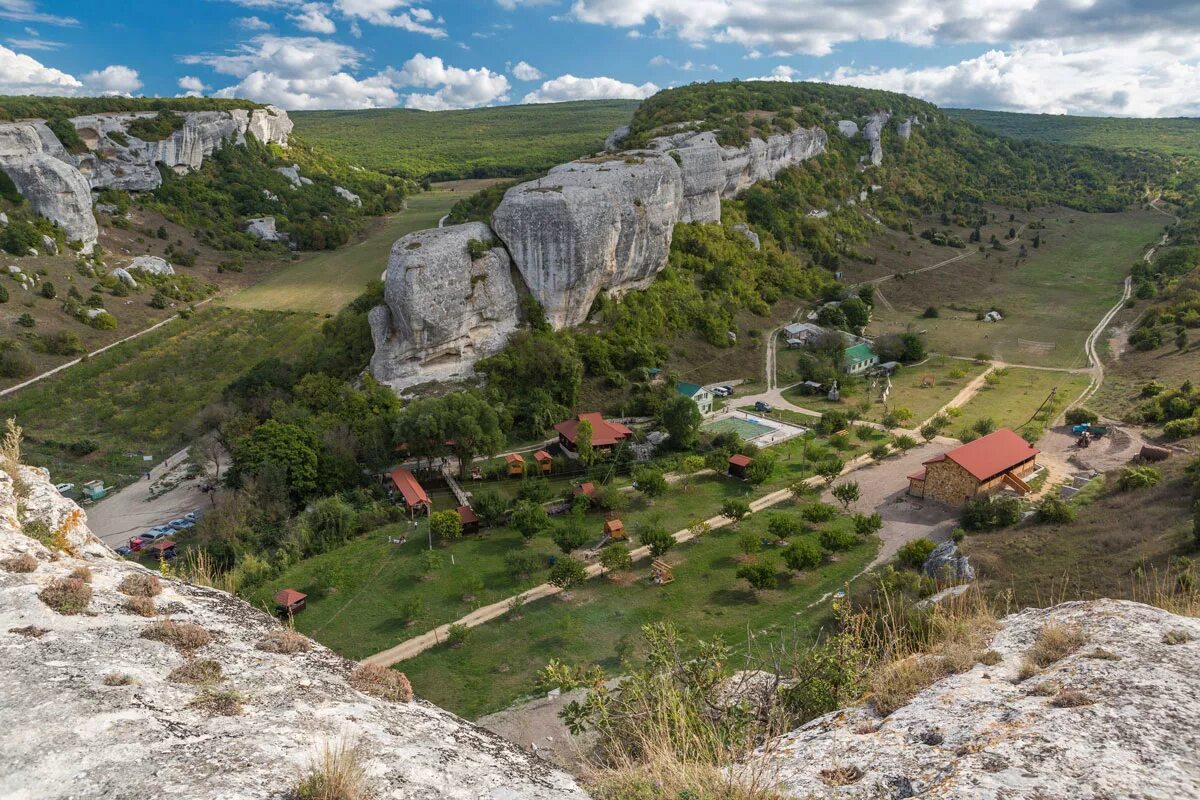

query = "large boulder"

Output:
[[370, 221, 521, 389], [334, 185, 362, 206], [491, 153, 682, 328], [0, 464, 587, 800], [749, 600, 1200, 799], [245, 216, 288, 243], [127, 255, 174, 276], [922, 539, 974, 583], [0, 122, 98, 253]]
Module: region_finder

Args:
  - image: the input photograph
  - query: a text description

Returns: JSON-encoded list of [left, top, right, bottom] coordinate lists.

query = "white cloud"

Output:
[[236, 15, 272, 30], [214, 69, 399, 109], [511, 60, 543, 81], [177, 75, 210, 97], [0, 43, 81, 94], [5, 36, 61, 50], [289, 3, 336, 33], [495, 0, 557, 8], [390, 53, 511, 110], [184, 35, 362, 79], [0, 0, 77, 26], [332, 0, 446, 37], [820, 38, 1200, 117], [649, 54, 718, 71], [748, 64, 798, 82], [522, 74, 658, 103], [84, 65, 142, 96]]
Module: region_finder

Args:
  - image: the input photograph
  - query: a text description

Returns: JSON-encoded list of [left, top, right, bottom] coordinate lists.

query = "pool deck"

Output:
[[703, 408, 809, 448]]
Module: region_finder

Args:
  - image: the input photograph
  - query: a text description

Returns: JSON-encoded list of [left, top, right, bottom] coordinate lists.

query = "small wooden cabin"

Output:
[[275, 589, 307, 617], [728, 453, 753, 479], [504, 452, 526, 477], [603, 518, 626, 541], [533, 449, 553, 474], [574, 482, 598, 504]]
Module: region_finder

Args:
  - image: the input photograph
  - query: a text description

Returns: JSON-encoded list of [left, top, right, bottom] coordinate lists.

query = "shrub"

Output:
[[961, 495, 1021, 531], [466, 238, 491, 260], [418, 549, 443, 575], [896, 538, 936, 570], [504, 550, 543, 580], [429, 509, 463, 542], [721, 497, 752, 522], [1118, 466, 1161, 491], [922, 306, 939, 318], [168, 658, 224, 685], [1027, 623, 1085, 667], [551, 515, 591, 555], [819, 527, 858, 552], [446, 623, 472, 648], [87, 311, 117, 330], [632, 466, 667, 498], [1050, 688, 1094, 708], [349, 663, 413, 702], [118, 572, 162, 597], [510, 500, 550, 540], [125, 595, 156, 617], [39, 576, 91, 614], [1036, 497, 1076, 524], [802, 502, 837, 523], [293, 739, 371, 800], [766, 513, 805, 538], [1064, 407, 1099, 426], [0, 220, 40, 256], [736, 560, 777, 591], [39, 281, 56, 299], [256, 628, 311, 654], [141, 620, 211, 652], [397, 597, 424, 626], [600, 543, 633, 573], [189, 688, 245, 716], [1, 553, 37, 572], [103, 673, 135, 686], [737, 531, 761, 555], [852, 512, 882, 535], [782, 540, 822, 571], [0, 348, 33, 379], [548, 556, 588, 589], [41, 330, 83, 356]]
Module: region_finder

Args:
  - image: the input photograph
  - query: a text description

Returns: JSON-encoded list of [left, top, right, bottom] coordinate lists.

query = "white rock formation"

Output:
[[276, 164, 312, 189], [898, 115, 919, 141], [0, 122, 98, 253], [751, 600, 1200, 799], [127, 255, 174, 276], [111, 267, 138, 288], [604, 125, 630, 151], [244, 105, 293, 146], [0, 464, 588, 800], [862, 111, 892, 167], [371, 222, 521, 390], [732, 223, 760, 250], [492, 153, 682, 328], [334, 185, 362, 206], [39, 234, 56, 255], [246, 216, 287, 243], [837, 120, 860, 138]]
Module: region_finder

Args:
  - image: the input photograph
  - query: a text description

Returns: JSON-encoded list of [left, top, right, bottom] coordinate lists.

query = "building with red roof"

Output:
[[728, 453, 753, 479], [533, 449, 553, 474], [456, 505, 480, 534], [908, 428, 1039, 506], [504, 452, 526, 476], [553, 413, 632, 455], [275, 589, 307, 616], [389, 467, 431, 511]]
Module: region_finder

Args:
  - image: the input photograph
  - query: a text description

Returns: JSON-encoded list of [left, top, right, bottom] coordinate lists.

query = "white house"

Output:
[[676, 382, 714, 415]]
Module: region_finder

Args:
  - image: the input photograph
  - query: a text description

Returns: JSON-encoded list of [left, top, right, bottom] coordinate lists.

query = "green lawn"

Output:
[[954, 367, 1092, 432], [0, 307, 321, 489], [291, 100, 638, 179], [225, 189, 461, 315], [869, 209, 1164, 368], [401, 510, 877, 719]]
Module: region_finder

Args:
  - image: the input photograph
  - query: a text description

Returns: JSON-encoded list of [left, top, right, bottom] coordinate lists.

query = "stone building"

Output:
[[908, 428, 1039, 506]]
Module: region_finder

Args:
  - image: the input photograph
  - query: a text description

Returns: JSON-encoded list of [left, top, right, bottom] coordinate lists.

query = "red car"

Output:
[[127, 536, 148, 552]]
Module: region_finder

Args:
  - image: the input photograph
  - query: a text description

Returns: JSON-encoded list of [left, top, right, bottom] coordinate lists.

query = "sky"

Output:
[[2, 0, 1200, 116]]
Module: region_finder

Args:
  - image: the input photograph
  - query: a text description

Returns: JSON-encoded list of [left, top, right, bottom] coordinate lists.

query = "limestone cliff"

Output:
[[0, 122, 99, 252], [0, 464, 587, 800], [751, 599, 1200, 798], [370, 222, 522, 389]]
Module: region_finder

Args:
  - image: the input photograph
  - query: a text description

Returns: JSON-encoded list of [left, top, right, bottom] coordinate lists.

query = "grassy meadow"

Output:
[[954, 367, 1092, 433], [291, 100, 638, 179]]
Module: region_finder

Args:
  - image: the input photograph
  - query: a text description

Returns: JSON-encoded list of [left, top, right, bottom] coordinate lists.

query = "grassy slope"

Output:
[[955, 367, 1091, 431], [225, 188, 463, 315], [0, 307, 320, 488], [291, 100, 639, 179], [946, 109, 1200, 158]]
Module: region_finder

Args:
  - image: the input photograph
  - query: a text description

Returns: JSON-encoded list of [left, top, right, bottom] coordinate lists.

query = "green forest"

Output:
[[0, 95, 261, 122], [947, 108, 1200, 158], [291, 99, 638, 180]]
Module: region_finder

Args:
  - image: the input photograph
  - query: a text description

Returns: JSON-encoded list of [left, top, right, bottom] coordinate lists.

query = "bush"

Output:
[[39, 282, 56, 299], [600, 543, 633, 573], [961, 495, 1021, 531], [429, 509, 463, 542], [737, 531, 761, 555], [141, 620, 211, 652], [446, 623, 472, 647], [1036, 497, 1076, 524], [782, 540, 822, 571], [736, 560, 777, 591], [818, 527, 858, 552], [38, 576, 92, 614], [640, 525, 675, 557], [1118, 466, 1161, 491], [802, 502, 837, 523], [633, 466, 667, 498], [87, 311, 118, 330], [0, 220, 41, 256], [896, 538, 936, 570], [0, 348, 34, 378], [766, 513, 805, 538], [118, 572, 162, 597], [168, 659, 224, 685], [16, 313, 35, 328], [126, 596, 156, 619], [721, 497, 752, 522], [40, 330, 83, 356], [256, 628, 312, 654], [548, 556, 588, 589], [852, 512, 882, 535], [505, 550, 543, 580], [1064, 407, 1099, 426]]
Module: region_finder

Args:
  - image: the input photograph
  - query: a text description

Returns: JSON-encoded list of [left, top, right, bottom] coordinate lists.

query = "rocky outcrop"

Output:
[[371, 222, 522, 389], [492, 153, 682, 328], [604, 125, 630, 152], [863, 111, 892, 167], [837, 120, 860, 138], [334, 185, 362, 206], [127, 255, 174, 276], [111, 267, 138, 288], [898, 115, 919, 141], [0, 122, 98, 252], [732, 223, 760, 250], [246, 216, 288, 243], [244, 105, 293, 147], [0, 464, 587, 800], [277, 164, 312, 189], [750, 600, 1200, 799], [922, 540, 974, 583]]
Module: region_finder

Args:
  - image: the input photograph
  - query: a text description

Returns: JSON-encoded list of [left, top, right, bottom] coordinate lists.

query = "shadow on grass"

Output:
[[709, 587, 760, 606]]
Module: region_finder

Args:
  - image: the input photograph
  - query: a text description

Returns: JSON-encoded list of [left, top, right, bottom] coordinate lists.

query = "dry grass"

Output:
[[142, 620, 211, 652], [586, 751, 784, 800], [819, 765, 864, 787], [1083, 647, 1120, 660], [1015, 660, 1040, 683], [190, 688, 245, 716], [8, 625, 48, 637], [1162, 629, 1194, 645], [257, 627, 312, 654], [293, 739, 373, 800], [1026, 680, 1061, 697], [0, 418, 28, 498], [1027, 623, 1085, 668], [976, 650, 1002, 666], [125, 595, 157, 617], [103, 673, 136, 686], [118, 572, 162, 598], [1, 553, 37, 573], [1051, 688, 1095, 708], [870, 656, 944, 717], [38, 576, 92, 615], [349, 664, 413, 703], [169, 658, 224, 685], [69, 565, 92, 583]]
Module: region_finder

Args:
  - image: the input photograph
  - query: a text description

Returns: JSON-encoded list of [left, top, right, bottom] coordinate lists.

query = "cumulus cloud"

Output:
[[84, 65, 142, 96], [178, 75, 210, 97], [236, 15, 272, 30], [289, 3, 336, 33], [332, 0, 446, 37], [649, 55, 719, 71], [0, 43, 81, 94], [522, 74, 658, 103], [820, 38, 1200, 117], [390, 53, 510, 110], [511, 60, 543, 81]]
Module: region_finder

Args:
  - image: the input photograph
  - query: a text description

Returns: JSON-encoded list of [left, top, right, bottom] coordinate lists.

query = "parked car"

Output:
[[183, 511, 198, 522], [127, 537, 147, 552], [114, 546, 132, 557], [754, 401, 773, 413], [720, 385, 734, 396], [710, 386, 730, 397], [54, 482, 74, 495], [144, 526, 173, 541], [168, 518, 194, 531]]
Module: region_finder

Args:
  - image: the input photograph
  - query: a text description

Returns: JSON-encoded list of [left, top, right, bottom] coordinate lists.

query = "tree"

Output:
[[737, 531, 761, 555], [548, 557, 588, 590], [745, 451, 777, 485], [639, 523, 675, 557], [231, 419, 319, 498], [472, 489, 509, 528], [430, 510, 463, 542], [596, 484, 629, 512], [721, 497, 752, 522], [852, 512, 882, 535], [305, 496, 358, 554], [782, 540, 822, 571], [896, 538, 936, 570], [767, 513, 804, 538], [660, 394, 702, 450], [505, 550, 542, 580], [633, 466, 667, 498], [551, 513, 591, 555], [831, 481, 861, 511], [818, 458, 844, 485], [510, 500, 550, 540], [737, 561, 777, 592], [600, 543, 633, 573], [575, 418, 595, 466]]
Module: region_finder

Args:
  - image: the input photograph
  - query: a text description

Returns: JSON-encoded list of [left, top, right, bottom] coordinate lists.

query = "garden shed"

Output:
[[504, 452, 525, 476], [534, 450, 553, 474], [274, 589, 307, 617], [456, 505, 480, 534], [728, 453, 753, 479]]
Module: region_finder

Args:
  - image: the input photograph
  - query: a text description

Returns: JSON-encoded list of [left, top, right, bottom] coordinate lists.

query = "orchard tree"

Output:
[[430, 510, 463, 542], [548, 557, 588, 590], [660, 394, 702, 450], [831, 481, 861, 511], [737, 561, 778, 592], [721, 497, 752, 522], [633, 466, 668, 499], [551, 512, 591, 555], [510, 500, 550, 541], [600, 543, 633, 573], [782, 540, 822, 571], [639, 523, 675, 557]]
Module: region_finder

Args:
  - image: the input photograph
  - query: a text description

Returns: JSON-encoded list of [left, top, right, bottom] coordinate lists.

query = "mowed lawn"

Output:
[[225, 188, 464, 315], [869, 209, 1163, 368], [402, 510, 876, 719], [955, 367, 1091, 432], [0, 307, 321, 489]]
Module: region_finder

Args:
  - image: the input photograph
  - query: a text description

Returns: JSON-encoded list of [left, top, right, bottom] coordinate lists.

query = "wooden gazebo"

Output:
[[275, 589, 307, 617], [728, 453, 753, 479], [457, 504, 481, 534]]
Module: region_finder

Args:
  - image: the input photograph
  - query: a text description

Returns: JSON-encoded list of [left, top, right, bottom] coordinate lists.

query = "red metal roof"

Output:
[[504, 452, 525, 464], [926, 428, 1039, 482], [275, 589, 306, 606], [907, 467, 927, 481], [533, 449, 552, 462], [457, 505, 479, 525], [148, 539, 176, 552], [554, 412, 632, 447], [389, 467, 430, 507], [574, 481, 597, 497], [729, 454, 753, 467]]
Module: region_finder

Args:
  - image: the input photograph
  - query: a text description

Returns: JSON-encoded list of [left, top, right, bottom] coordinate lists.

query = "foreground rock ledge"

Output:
[[0, 466, 587, 800], [749, 599, 1200, 799]]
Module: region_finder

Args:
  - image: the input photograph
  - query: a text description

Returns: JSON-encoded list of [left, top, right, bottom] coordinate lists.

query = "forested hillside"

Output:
[[291, 100, 638, 180], [947, 108, 1200, 158]]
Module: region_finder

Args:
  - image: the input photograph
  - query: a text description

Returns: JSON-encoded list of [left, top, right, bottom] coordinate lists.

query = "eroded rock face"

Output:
[[750, 600, 1200, 799], [863, 111, 892, 167], [371, 221, 522, 389], [492, 153, 682, 328], [0, 465, 588, 800], [246, 216, 287, 243], [0, 122, 98, 252]]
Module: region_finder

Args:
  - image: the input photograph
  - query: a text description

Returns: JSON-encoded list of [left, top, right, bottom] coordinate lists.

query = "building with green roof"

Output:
[[843, 342, 879, 375], [676, 382, 714, 415]]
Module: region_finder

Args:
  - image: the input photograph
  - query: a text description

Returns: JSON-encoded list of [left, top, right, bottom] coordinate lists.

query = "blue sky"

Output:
[[3, 0, 1200, 115]]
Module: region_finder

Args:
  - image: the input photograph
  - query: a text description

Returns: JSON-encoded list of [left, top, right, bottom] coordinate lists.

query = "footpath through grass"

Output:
[[225, 189, 462, 315], [0, 307, 320, 489]]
